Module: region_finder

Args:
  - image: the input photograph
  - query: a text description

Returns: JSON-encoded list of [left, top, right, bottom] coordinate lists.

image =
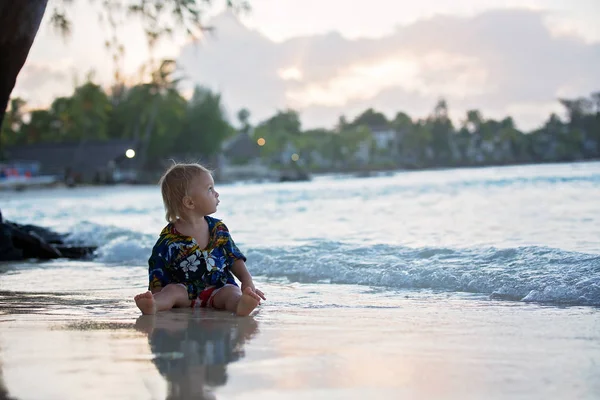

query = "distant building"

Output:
[[370, 125, 397, 151], [217, 132, 277, 181], [354, 140, 371, 165], [5, 139, 138, 183], [221, 132, 261, 165], [355, 125, 399, 166]]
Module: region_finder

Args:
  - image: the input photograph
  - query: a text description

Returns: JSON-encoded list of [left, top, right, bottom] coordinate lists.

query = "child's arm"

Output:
[[231, 259, 266, 301], [220, 220, 265, 301]]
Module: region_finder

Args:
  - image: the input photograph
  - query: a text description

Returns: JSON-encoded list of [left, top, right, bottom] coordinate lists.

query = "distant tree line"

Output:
[[1, 71, 598, 172]]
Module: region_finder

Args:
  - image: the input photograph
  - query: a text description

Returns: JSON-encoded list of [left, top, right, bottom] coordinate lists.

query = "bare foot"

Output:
[[236, 287, 260, 317], [134, 291, 157, 315]]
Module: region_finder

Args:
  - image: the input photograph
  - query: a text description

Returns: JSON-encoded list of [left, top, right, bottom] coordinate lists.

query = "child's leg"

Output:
[[134, 284, 191, 315], [211, 285, 260, 316]]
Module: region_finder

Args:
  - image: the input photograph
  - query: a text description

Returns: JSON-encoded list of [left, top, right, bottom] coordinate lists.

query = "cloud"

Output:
[[123, 9, 600, 129], [16, 62, 69, 90], [12, 7, 598, 131], [11, 61, 74, 108]]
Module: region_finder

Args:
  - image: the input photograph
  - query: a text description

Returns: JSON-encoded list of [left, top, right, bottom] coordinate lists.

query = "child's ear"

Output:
[[182, 195, 194, 209]]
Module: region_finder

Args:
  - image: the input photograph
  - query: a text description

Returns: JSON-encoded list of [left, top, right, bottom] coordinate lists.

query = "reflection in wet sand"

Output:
[[0, 355, 16, 400], [135, 310, 259, 400]]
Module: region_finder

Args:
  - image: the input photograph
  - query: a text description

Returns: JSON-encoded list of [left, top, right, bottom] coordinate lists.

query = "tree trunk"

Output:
[[0, 0, 48, 154], [137, 96, 159, 171]]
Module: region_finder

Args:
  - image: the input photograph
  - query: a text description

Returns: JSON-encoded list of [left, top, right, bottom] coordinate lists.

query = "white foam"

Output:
[[94, 236, 152, 265], [243, 243, 600, 306], [63, 221, 154, 265], [86, 222, 600, 306]]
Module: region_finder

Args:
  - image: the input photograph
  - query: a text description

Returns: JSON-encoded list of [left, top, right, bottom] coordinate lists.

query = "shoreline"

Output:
[[1, 159, 599, 191]]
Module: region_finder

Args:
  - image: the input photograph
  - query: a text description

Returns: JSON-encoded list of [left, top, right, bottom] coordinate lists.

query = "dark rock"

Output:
[[0, 209, 96, 261]]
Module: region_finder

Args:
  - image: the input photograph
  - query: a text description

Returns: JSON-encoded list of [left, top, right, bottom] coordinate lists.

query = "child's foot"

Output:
[[134, 291, 157, 315], [236, 287, 260, 317]]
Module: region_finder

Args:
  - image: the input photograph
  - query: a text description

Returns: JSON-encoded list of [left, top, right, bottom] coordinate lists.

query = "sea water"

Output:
[[1, 161, 599, 307], [1, 162, 600, 400]]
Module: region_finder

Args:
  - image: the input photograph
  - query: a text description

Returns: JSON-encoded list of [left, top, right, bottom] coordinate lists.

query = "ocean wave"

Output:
[[244, 242, 600, 307], [64, 221, 154, 264], [75, 223, 600, 306]]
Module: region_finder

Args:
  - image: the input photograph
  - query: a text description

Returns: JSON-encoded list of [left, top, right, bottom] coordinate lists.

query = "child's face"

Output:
[[185, 172, 220, 216]]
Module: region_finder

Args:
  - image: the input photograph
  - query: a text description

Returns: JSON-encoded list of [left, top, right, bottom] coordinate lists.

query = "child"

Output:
[[134, 163, 265, 316]]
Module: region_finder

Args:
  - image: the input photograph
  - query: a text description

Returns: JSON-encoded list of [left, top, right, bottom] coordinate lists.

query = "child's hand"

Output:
[[241, 280, 266, 302]]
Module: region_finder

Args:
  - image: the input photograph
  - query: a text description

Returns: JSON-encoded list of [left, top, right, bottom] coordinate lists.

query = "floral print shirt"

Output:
[[148, 216, 246, 300]]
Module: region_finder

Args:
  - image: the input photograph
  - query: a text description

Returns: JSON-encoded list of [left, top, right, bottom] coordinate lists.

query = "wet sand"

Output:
[[0, 280, 599, 400]]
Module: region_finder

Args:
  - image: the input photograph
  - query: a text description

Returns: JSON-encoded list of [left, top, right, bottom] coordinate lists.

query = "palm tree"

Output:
[[559, 98, 593, 129], [1, 98, 26, 134], [464, 109, 483, 133], [136, 59, 182, 169], [0, 97, 27, 155], [237, 108, 251, 135]]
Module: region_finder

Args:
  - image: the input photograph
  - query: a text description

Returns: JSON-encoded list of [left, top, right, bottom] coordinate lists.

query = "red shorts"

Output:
[[189, 284, 236, 308]]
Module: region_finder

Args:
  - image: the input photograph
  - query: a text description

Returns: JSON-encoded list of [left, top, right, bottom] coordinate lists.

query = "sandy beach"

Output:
[[1, 278, 599, 400], [1, 164, 600, 399]]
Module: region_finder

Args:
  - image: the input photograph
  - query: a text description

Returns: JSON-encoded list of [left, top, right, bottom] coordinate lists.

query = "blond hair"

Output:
[[158, 162, 212, 222]]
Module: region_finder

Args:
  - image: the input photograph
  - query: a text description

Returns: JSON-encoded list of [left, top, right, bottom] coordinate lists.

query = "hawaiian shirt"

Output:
[[148, 216, 246, 300]]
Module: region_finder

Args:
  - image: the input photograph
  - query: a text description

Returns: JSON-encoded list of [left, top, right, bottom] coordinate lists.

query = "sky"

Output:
[[12, 0, 600, 131]]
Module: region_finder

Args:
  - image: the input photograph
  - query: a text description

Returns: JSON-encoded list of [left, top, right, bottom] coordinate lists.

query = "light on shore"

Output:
[[257, 138, 266, 146], [125, 149, 136, 158], [291, 153, 299, 161]]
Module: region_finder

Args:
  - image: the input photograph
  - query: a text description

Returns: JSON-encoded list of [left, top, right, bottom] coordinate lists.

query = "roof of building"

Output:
[[5, 139, 138, 176], [222, 132, 260, 160]]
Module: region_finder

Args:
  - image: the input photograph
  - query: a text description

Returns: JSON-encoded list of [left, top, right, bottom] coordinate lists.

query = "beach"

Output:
[[0, 162, 599, 399], [1, 279, 599, 400]]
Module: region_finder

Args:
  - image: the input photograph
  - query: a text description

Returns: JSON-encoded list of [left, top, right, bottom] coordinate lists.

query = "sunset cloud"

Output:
[[178, 9, 600, 130], [12, 3, 600, 131]]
